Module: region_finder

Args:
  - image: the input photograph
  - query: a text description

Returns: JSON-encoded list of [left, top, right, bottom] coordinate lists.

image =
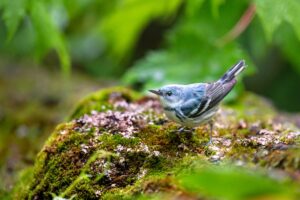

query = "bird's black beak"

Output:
[[149, 89, 162, 96]]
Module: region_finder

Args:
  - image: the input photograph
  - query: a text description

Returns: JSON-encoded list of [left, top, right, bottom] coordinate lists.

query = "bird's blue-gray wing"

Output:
[[205, 80, 236, 110], [186, 80, 236, 118], [179, 84, 208, 117], [180, 98, 203, 117]]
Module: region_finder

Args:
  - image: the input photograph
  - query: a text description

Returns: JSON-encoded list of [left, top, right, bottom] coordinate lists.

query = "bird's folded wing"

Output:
[[184, 96, 209, 118], [184, 80, 236, 118], [180, 98, 204, 117], [205, 80, 236, 110]]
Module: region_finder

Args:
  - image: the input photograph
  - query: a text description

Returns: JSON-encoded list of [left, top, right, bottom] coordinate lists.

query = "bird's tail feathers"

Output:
[[220, 60, 246, 83]]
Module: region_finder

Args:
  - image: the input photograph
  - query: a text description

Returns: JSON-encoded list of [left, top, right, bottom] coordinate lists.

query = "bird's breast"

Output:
[[163, 106, 219, 127], [164, 109, 182, 124]]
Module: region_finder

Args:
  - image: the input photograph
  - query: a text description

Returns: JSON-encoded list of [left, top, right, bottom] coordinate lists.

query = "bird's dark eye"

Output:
[[166, 91, 172, 96]]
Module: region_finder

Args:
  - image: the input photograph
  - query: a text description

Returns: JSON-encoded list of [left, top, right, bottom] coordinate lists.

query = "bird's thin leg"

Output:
[[178, 126, 194, 133], [178, 126, 186, 133], [207, 120, 214, 145], [170, 126, 187, 134]]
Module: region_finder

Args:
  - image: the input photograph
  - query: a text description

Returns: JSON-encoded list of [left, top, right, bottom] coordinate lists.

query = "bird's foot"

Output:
[[205, 120, 214, 146], [171, 126, 194, 134], [178, 127, 195, 133], [205, 138, 213, 146]]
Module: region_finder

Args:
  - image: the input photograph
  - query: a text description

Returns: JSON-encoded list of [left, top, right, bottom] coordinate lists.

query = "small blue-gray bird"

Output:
[[149, 60, 246, 144]]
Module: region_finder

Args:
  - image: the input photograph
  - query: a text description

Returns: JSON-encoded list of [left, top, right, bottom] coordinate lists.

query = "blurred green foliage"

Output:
[[138, 161, 298, 200], [178, 164, 297, 200], [1, 0, 300, 107], [255, 0, 300, 41], [100, 0, 182, 60], [0, 0, 70, 73]]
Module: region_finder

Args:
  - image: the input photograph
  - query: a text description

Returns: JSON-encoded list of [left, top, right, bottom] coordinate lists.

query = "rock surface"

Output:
[[14, 87, 300, 199]]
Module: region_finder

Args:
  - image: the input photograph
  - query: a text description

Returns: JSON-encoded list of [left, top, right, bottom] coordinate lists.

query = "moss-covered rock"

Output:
[[14, 88, 300, 199]]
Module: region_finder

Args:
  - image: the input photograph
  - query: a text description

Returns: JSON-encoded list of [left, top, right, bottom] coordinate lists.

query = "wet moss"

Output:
[[12, 167, 35, 200], [98, 134, 141, 150], [14, 87, 300, 199], [20, 122, 96, 199]]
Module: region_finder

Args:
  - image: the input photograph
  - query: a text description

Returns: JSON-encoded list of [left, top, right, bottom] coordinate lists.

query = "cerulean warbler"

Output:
[[149, 60, 246, 144]]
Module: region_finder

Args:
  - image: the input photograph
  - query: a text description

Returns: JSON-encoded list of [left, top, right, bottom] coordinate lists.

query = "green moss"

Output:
[[18, 122, 97, 199], [59, 174, 97, 199], [98, 133, 141, 150], [136, 124, 205, 157], [100, 155, 205, 200], [12, 167, 35, 200]]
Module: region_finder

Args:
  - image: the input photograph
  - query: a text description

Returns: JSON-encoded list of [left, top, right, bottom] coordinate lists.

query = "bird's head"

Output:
[[149, 85, 183, 106]]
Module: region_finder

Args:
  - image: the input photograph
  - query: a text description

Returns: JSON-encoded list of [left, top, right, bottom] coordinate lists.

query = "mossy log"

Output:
[[14, 87, 300, 199]]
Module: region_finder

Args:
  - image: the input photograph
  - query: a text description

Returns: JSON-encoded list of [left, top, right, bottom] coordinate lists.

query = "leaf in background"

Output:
[[99, 0, 182, 60], [29, 1, 70, 74], [244, 17, 269, 61], [275, 23, 300, 75], [1, 0, 28, 41], [210, 0, 225, 18], [178, 165, 295, 200], [185, 0, 205, 17], [255, 0, 300, 41], [123, 0, 254, 101]]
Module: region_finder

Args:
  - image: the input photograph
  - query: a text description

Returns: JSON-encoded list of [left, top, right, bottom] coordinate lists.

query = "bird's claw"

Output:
[[205, 139, 213, 146], [171, 127, 194, 134], [178, 127, 194, 133]]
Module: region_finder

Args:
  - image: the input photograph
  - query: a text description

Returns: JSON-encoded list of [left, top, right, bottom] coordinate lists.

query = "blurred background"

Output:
[[1, 0, 300, 197]]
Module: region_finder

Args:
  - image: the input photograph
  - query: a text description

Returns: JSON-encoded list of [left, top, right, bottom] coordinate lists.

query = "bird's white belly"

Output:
[[191, 107, 218, 126], [164, 107, 218, 127], [164, 110, 182, 124]]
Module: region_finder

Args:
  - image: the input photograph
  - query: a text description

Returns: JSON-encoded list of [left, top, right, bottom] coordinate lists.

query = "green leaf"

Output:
[[185, 0, 205, 17], [211, 0, 225, 18], [1, 0, 28, 41], [274, 23, 300, 74], [29, 1, 70, 74], [99, 0, 182, 60], [179, 165, 295, 200], [255, 0, 300, 41]]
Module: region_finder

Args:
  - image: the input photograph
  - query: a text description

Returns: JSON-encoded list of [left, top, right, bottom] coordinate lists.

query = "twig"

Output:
[[216, 3, 256, 47]]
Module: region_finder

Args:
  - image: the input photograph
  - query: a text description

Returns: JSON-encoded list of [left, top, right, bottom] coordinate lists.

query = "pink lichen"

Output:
[[73, 95, 163, 138]]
